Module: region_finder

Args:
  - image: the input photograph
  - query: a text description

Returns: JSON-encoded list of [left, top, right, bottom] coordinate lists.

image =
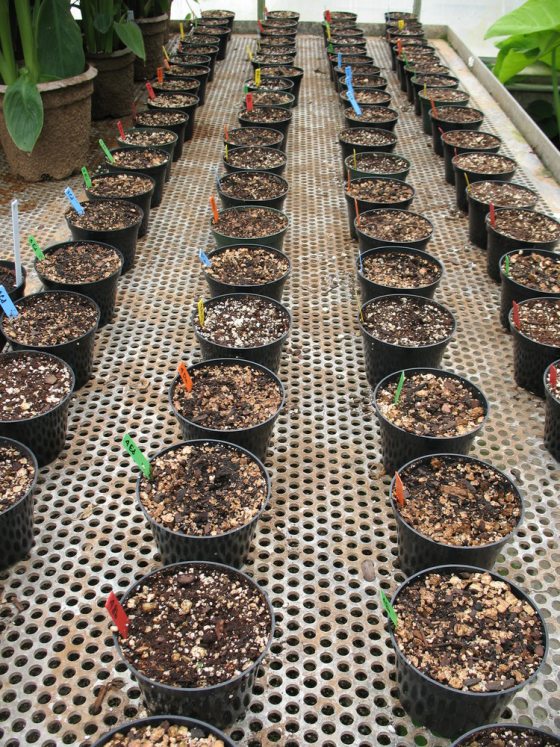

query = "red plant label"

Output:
[[157, 66, 164, 83], [550, 365, 558, 389], [325, 9, 332, 22], [246, 93, 254, 112], [105, 592, 129, 638], [178, 362, 193, 392], [394, 472, 406, 508], [489, 202, 496, 226], [117, 120, 125, 139], [512, 300, 521, 329], [209, 195, 220, 223], [224, 123, 229, 141], [145, 82, 156, 100]]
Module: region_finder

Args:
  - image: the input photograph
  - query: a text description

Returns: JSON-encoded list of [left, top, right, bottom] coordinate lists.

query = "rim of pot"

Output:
[[210, 206, 289, 241], [467, 180, 537, 209], [66, 198, 144, 232], [88, 170, 156, 199], [429, 106, 484, 124], [372, 367, 489, 439], [508, 295, 560, 346], [92, 716, 235, 747], [0, 350, 75, 424], [34, 241, 124, 286], [169, 357, 286, 435], [346, 176, 415, 204], [204, 243, 292, 287], [452, 152, 517, 177], [0, 436, 39, 518], [218, 171, 289, 201], [355, 208, 433, 244], [389, 452, 524, 552], [441, 130, 501, 151], [486, 207, 560, 241], [356, 245, 444, 287], [450, 723, 560, 747], [499, 248, 560, 291]]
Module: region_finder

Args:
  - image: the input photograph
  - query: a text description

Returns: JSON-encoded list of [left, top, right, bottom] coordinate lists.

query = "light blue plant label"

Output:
[[347, 90, 362, 116], [345, 65, 353, 84], [0, 286, 18, 318], [338, 52, 342, 68], [198, 249, 212, 267], [64, 187, 85, 215]]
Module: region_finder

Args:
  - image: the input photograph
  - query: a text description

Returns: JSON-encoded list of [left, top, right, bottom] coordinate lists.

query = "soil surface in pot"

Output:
[[358, 210, 432, 242], [514, 299, 560, 346], [173, 362, 282, 430], [469, 181, 536, 207], [432, 106, 482, 123], [361, 251, 441, 288], [393, 570, 545, 692], [253, 55, 294, 65], [251, 91, 293, 106], [37, 243, 121, 284], [344, 106, 397, 123], [459, 726, 559, 746], [88, 173, 153, 198], [443, 131, 499, 149], [139, 441, 267, 535], [66, 200, 141, 231], [340, 127, 397, 148], [248, 77, 291, 90], [220, 172, 287, 201], [102, 721, 225, 746], [350, 153, 408, 174], [169, 58, 209, 68], [413, 74, 457, 87], [239, 106, 290, 123], [207, 247, 289, 285], [397, 456, 520, 546], [0, 444, 35, 512], [226, 128, 282, 147], [213, 208, 287, 239], [347, 178, 413, 203], [135, 111, 187, 127], [335, 64, 379, 77], [492, 209, 560, 243], [0, 267, 18, 293], [261, 66, 302, 77], [119, 564, 271, 688], [454, 152, 515, 174], [111, 148, 168, 169], [155, 79, 199, 93], [225, 147, 286, 170], [121, 131, 176, 149], [196, 296, 289, 347], [377, 372, 485, 437], [503, 252, 560, 292], [350, 75, 387, 88], [168, 65, 208, 79], [419, 88, 467, 103], [408, 62, 449, 75], [362, 296, 452, 345], [3, 294, 98, 347], [150, 93, 198, 108], [0, 352, 73, 420], [342, 90, 391, 105]]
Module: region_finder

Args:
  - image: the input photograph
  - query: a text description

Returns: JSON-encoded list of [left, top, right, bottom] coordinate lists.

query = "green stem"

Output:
[[14, 0, 38, 81], [0, 1, 18, 83], [550, 47, 560, 143]]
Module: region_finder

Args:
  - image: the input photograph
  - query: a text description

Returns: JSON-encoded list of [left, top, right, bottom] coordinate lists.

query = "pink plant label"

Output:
[[105, 592, 129, 637]]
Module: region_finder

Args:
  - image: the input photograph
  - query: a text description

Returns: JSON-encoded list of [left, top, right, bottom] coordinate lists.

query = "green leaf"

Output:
[[114, 20, 146, 59], [36, 0, 85, 79], [3, 75, 44, 152], [93, 12, 113, 34], [493, 47, 539, 82], [485, 0, 560, 39]]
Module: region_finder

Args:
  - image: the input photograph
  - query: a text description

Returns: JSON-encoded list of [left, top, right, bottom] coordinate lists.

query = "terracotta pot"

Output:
[[134, 14, 169, 81], [87, 48, 135, 119], [0, 66, 97, 182]]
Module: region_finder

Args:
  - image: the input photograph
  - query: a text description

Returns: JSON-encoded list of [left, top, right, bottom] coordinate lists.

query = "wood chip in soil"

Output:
[[347, 177, 413, 203], [362, 296, 453, 346], [139, 441, 267, 536], [0, 444, 35, 512], [469, 181, 536, 207], [3, 293, 98, 346], [442, 131, 500, 149], [361, 251, 441, 288], [37, 243, 121, 284], [350, 153, 408, 174], [102, 721, 226, 747], [173, 362, 282, 430], [340, 127, 396, 147], [515, 298, 560, 346], [358, 209, 431, 242], [504, 251, 560, 293], [119, 565, 271, 688], [377, 371, 485, 437], [459, 726, 559, 746], [397, 455, 521, 546], [0, 267, 17, 293], [226, 127, 282, 147], [88, 173, 153, 198], [226, 146, 286, 170], [196, 296, 289, 347], [342, 90, 391, 105], [213, 207, 287, 238], [454, 152, 515, 174], [239, 106, 291, 123], [65, 200, 141, 231], [135, 111, 186, 127], [393, 570, 545, 692], [207, 246, 289, 285], [493, 209, 560, 243], [0, 352, 73, 420], [432, 105, 482, 123], [220, 171, 286, 201], [111, 148, 168, 169]]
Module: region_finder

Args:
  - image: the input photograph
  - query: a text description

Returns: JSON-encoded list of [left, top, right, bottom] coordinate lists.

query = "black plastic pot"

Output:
[[223, 146, 287, 176], [333, 64, 381, 92], [34, 241, 123, 328], [85, 171, 155, 238], [373, 368, 488, 473], [389, 565, 548, 739], [201, 10, 234, 29], [499, 248, 559, 329], [211, 206, 289, 251], [338, 128, 398, 177], [357, 246, 444, 303], [486, 209, 560, 283], [107, 146, 169, 208], [467, 181, 538, 249], [0, 436, 38, 569], [1, 291, 100, 390], [66, 199, 143, 275], [420, 92, 469, 135], [166, 63, 210, 105], [345, 177, 415, 238], [116, 128, 177, 183], [544, 359, 560, 461], [390, 454, 523, 576], [259, 66, 304, 104], [204, 244, 291, 302], [217, 171, 288, 210], [238, 106, 292, 140], [134, 110, 188, 160], [0, 350, 75, 466], [224, 126, 284, 152], [194, 26, 230, 59], [169, 358, 285, 462], [344, 106, 399, 132], [193, 293, 291, 373], [113, 561, 274, 726], [510, 297, 560, 397], [453, 154, 517, 213], [451, 723, 560, 747], [92, 716, 235, 747], [356, 209, 433, 254], [430, 107, 484, 157], [174, 49, 217, 80], [0, 260, 26, 353], [360, 295, 455, 389], [147, 93, 199, 141], [443, 130, 501, 185], [137, 439, 270, 567], [411, 73, 459, 114]]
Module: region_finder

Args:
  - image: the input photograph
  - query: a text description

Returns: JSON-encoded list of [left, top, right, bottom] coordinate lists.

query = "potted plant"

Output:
[[79, 0, 145, 118], [0, 0, 96, 181], [126, 0, 172, 80]]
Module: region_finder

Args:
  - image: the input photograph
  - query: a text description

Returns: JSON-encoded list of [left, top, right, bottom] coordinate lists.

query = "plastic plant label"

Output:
[[338, 52, 342, 68], [198, 249, 212, 267], [489, 202, 496, 226], [398, 19, 405, 29], [325, 22, 331, 40], [246, 93, 254, 112], [117, 120, 125, 139], [179, 21, 185, 39], [325, 9, 332, 22], [424, 83, 427, 96], [396, 39, 403, 54], [224, 123, 229, 141], [246, 45, 254, 60], [394, 472, 406, 508], [353, 148, 357, 168], [512, 300, 521, 329], [255, 67, 261, 86], [64, 187, 85, 215], [430, 98, 437, 115], [198, 298, 205, 326], [0, 286, 18, 318], [393, 371, 405, 404], [122, 434, 151, 478], [380, 590, 398, 627], [347, 90, 362, 116], [156, 66, 164, 84], [145, 81, 156, 100], [224, 143, 229, 160], [328, 42, 334, 54], [345, 65, 352, 85], [243, 84, 249, 94], [28, 235, 45, 261], [178, 361, 193, 392], [504, 254, 510, 277], [464, 171, 471, 192], [11, 199, 22, 288], [105, 591, 130, 638], [81, 166, 92, 189], [162, 46, 170, 61], [163, 57, 170, 70], [209, 195, 219, 223], [550, 364, 558, 389], [98, 139, 115, 163], [354, 197, 360, 226], [257, 20, 264, 33]]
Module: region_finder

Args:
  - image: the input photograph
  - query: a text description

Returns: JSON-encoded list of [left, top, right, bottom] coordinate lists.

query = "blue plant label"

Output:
[[345, 65, 353, 84], [338, 52, 342, 68], [64, 187, 85, 215], [198, 249, 212, 267], [347, 91, 362, 116], [0, 285, 18, 318]]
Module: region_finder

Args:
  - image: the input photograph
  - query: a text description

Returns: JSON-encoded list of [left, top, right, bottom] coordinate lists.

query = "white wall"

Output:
[[171, 0, 525, 57]]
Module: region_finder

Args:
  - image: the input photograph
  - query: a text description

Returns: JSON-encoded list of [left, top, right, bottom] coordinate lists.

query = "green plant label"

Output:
[[504, 254, 510, 276], [122, 434, 151, 478], [393, 371, 405, 404], [380, 590, 398, 627], [99, 139, 115, 163], [81, 167, 92, 189], [28, 235, 45, 261]]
